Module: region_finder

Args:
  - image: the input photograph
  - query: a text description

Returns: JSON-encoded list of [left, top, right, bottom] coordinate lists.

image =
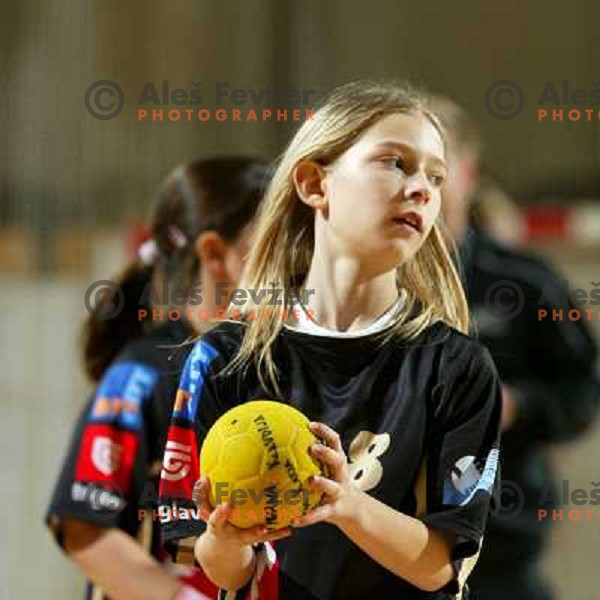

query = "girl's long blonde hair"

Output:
[[227, 80, 469, 393]]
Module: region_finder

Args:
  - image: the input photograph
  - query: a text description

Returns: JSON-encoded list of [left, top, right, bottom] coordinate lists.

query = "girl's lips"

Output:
[[391, 218, 420, 236], [391, 213, 423, 233]]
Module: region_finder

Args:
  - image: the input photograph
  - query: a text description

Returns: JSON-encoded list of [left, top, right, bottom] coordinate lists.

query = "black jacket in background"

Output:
[[461, 227, 600, 564]]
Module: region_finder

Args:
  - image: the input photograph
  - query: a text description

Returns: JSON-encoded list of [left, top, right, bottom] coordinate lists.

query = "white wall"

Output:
[[0, 279, 90, 599]]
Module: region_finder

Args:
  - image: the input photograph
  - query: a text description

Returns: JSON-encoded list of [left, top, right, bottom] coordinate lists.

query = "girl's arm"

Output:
[[292, 425, 455, 592], [194, 527, 256, 591], [63, 518, 184, 600], [192, 479, 292, 591], [335, 492, 455, 592]]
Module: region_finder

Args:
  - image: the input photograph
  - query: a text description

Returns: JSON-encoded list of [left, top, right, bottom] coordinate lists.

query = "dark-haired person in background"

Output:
[[46, 156, 269, 600], [431, 96, 600, 600]]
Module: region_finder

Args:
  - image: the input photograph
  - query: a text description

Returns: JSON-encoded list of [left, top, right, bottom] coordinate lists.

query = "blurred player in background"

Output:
[[431, 96, 600, 600], [471, 176, 523, 248], [46, 156, 269, 600]]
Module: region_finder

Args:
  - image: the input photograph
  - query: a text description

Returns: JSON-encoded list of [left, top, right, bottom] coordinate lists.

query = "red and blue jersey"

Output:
[[46, 321, 193, 571]]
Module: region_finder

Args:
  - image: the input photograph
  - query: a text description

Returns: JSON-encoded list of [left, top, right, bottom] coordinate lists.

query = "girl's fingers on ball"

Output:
[[311, 445, 344, 479], [251, 524, 268, 536], [192, 479, 203, 506], [208, 502, 231, 529], [310, 421, 343, 452], [238, 524, 291, 545], [263, 527, 292, 541], [292, 503, 331, 527], [193, 476, 211, 510], [236, 525, 266, 546], [308, 474, 338, 495]]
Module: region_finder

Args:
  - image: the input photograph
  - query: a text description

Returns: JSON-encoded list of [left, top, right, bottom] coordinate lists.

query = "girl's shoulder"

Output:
[[107, 320, 190, 371], [193, 319, 247, 361], [409, 319, 497, 378]]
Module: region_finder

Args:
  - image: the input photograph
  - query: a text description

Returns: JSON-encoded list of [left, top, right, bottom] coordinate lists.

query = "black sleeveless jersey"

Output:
[[158, 319, 502, 600]]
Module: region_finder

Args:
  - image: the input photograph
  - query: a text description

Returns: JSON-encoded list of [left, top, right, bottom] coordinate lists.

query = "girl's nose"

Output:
[[404, 174, 431, 204]]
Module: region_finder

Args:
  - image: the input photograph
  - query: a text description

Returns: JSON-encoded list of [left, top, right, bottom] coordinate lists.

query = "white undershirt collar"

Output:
[[284, 289, 406, 338]]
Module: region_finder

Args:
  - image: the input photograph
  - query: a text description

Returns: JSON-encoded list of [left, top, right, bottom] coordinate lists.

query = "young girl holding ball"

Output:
[[159, 81, 501, 599]]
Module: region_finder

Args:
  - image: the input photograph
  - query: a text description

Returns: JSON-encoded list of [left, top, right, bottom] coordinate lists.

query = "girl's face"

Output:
[[224, 221, 255, 286], [195, 221, 255, 309], [318, 111, 446, 273]]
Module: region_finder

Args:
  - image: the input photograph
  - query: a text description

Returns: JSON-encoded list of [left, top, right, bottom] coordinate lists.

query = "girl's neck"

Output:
[[302, 258, 399, 332]]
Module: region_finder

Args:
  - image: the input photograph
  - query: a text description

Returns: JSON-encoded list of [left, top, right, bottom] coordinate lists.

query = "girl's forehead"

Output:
[[356, 112, 445, 158]]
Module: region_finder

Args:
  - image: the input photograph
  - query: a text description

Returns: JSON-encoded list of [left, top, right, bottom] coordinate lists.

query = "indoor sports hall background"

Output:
[[1, 1, 599, 598]]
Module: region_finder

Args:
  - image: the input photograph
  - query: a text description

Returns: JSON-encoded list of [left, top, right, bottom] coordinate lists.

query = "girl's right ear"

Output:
[[292, 160, 328, 210]]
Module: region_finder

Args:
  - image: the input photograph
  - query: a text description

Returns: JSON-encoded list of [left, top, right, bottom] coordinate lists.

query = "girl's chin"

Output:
[[389, 236, 422, 256], [333, 236, 421, 268], [365, 245, 419, 275]]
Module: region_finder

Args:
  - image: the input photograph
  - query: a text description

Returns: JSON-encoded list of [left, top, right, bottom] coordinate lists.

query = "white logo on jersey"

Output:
[[347, 431, 391, 492], [161, 441, 192, 481], [91, 436, 122, 476], [451, 456, 481, 495], [448, 449, 499, 506]]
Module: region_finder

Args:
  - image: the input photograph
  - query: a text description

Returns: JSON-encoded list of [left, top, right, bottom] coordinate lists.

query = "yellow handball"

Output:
[[199, 400, 328, 530]]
